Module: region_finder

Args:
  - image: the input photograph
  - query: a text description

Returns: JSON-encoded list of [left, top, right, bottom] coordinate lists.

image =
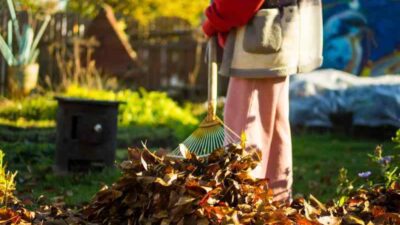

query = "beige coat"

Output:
[[220, 0, 323, 78]]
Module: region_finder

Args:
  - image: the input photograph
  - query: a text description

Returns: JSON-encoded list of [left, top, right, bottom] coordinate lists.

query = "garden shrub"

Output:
[[0, 118, 55, 128], [0, 95, 56, 121], [0, 86, 199, 142]]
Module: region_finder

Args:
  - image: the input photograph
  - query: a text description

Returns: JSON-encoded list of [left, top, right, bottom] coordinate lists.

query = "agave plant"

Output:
[[0, 0, 51, 67]]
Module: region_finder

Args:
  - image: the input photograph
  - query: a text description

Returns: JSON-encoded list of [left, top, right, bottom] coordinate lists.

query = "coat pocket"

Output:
[[242, 9, 283, 54]]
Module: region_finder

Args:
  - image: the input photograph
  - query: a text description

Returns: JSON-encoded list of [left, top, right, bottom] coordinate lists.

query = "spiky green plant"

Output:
[[0, 150, 17, 206], [0, 0, 51, 66]]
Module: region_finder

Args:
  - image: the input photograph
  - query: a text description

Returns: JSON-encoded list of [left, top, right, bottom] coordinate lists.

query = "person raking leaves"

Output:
[[201, 0, 324, 203]]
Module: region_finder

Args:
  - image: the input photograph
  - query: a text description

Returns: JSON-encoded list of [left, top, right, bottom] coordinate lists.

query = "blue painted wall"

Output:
[[321, 0, 400, 75]]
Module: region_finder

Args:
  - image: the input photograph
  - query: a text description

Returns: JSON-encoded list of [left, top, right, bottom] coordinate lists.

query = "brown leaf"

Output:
[[294, 214, 320, 225], [127, 147, 141, 161], [343, 214, 365, 225], [175, 196, 196, 206], [141, 155, 149, 171], [309, 194, 327, 212], [179, 144, 192, 160], [207, 148, 225, 163], [373, 213, 400, 224]]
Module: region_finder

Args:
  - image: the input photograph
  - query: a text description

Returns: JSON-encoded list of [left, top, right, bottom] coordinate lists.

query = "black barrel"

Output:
[[54, 97, 121, 173]]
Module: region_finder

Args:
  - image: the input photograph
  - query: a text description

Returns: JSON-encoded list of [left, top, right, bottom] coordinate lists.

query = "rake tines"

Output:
[[168, 37, 240, 158], [169, 117, 240, 158]]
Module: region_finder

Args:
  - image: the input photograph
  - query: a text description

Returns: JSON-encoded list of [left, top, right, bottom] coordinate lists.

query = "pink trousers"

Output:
[[224, 76, 293, 202]]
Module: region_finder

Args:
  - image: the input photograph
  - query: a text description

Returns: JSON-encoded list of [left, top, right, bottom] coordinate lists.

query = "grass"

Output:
[[1, 132, 398, 207], [0, 124, 177, 149], [292, 132, 397, 201], [14, 149, 128, 208], [25, 167, 122, 207]]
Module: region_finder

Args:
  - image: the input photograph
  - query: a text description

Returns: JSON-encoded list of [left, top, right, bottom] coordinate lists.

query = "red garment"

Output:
[[202, 0, 265, 46]]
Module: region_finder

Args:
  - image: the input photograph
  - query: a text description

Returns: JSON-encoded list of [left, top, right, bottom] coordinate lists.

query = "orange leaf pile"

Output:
[[82, 144, 313, 224], [340, 186, 400, 224], [0, 203, 35, 225], [290, 185, 400, 225], [3, 144, 399, 225]]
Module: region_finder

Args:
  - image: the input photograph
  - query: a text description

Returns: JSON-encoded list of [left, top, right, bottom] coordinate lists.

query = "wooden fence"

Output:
[[129, 17, 210, 96], [0, 11, 227, 99]]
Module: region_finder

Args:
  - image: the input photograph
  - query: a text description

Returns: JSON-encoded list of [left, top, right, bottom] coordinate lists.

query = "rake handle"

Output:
[[207, 36, 218, 120]]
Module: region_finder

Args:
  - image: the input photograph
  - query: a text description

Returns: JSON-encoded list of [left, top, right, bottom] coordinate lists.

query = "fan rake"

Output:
[[168, 37, 240, 158]]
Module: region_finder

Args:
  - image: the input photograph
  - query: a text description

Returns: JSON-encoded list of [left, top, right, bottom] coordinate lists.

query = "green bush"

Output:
[[0, 95, 57, 121], [0, 118, 54, 128], [0, 86, 199, 142]]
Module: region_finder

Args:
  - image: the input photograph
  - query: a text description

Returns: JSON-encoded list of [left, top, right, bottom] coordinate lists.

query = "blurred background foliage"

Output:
[[66, 0, 208, 26], [0, 85, 199, 141], [1, 0, 208, 32], [0, 0, 64, 15]]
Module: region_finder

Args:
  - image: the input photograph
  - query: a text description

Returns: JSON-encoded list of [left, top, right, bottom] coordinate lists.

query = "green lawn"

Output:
[[292, 132, 396, 201], [1, 132, 397, 207]]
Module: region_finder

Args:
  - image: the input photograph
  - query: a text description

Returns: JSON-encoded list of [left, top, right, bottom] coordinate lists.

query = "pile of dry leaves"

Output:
[[340, 185, 400, 224], [2, 144, 399, 224], [291, 185, 400, 225], [0, 196, 87, 225], [0, 202, 33, 225], [82, 144, 313, 224]]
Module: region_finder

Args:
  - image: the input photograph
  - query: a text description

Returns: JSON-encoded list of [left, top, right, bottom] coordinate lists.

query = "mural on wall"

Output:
[[322, 0, 400, 76]]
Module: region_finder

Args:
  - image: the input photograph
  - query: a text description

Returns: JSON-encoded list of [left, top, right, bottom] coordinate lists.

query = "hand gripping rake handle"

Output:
[[207, 36, 218, 121]]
